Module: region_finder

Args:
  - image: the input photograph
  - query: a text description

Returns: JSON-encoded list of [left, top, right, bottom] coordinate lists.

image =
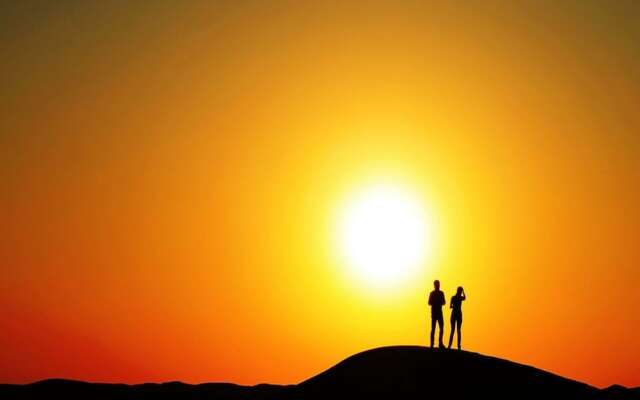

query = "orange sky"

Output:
[[1, 0, 639, 388]]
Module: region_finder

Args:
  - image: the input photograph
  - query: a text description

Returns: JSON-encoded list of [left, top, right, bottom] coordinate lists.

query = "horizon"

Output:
[[2, 0, 639, 389], [3, 345, 627, 389]]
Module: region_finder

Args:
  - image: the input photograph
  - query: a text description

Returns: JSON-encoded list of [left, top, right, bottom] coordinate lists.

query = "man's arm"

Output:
[[428, 292, 433, 306]]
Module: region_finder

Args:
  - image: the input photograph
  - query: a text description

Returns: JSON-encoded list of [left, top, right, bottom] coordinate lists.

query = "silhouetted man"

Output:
[[428, 279, 446, 348]]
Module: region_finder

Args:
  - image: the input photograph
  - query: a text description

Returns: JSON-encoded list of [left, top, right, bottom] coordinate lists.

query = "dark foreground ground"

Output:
[[2, 346, 638, 399]]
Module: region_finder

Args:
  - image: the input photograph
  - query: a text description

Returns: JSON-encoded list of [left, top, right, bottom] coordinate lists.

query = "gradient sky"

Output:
[[2, 0, 639, 388]]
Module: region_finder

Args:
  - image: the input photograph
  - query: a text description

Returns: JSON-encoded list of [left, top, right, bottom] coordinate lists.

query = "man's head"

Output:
[[433, 280, 440, 290]]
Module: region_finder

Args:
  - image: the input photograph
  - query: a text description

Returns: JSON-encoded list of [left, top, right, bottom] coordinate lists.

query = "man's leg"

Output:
[[438, 315, 445, 347], [430, 317, 436, 348]]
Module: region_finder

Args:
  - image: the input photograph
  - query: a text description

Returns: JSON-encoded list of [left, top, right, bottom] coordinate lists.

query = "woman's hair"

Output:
[[456, 286, 463, 296]]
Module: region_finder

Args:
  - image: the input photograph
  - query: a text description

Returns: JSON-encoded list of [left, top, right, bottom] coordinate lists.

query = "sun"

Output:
[[337, 183, 432, 288]]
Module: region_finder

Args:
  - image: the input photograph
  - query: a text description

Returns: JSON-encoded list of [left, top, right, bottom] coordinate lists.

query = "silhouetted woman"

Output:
[[448, 286, 466, 350]]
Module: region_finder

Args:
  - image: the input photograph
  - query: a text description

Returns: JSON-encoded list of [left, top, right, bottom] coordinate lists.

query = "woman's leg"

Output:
[[448, 315, 455, 348], [457, 317, 463, 349]]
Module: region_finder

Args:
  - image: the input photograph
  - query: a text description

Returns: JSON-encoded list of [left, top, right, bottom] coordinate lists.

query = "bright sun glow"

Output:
[[337, 184, 432, 288]]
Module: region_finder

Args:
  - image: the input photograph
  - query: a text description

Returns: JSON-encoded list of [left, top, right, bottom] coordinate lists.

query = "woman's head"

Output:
[[456, 286, 464, 296]]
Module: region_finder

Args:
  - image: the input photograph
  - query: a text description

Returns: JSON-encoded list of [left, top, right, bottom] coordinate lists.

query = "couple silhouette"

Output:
[[428, 279, 466, 350]]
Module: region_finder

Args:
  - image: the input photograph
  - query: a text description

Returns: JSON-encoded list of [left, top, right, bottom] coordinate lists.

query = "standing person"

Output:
[[428, 280, 446, 348], [448, 286, 466, 350]]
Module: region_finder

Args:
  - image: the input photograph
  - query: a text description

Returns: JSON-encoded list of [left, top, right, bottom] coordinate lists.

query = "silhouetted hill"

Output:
[[1, 346, 638, 399], [294, 346, 638, 399]]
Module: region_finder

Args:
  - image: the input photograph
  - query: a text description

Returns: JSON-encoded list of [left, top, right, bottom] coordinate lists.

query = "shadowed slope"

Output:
[[295, 346, 599, 398], [2, 346, 638, 399]]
